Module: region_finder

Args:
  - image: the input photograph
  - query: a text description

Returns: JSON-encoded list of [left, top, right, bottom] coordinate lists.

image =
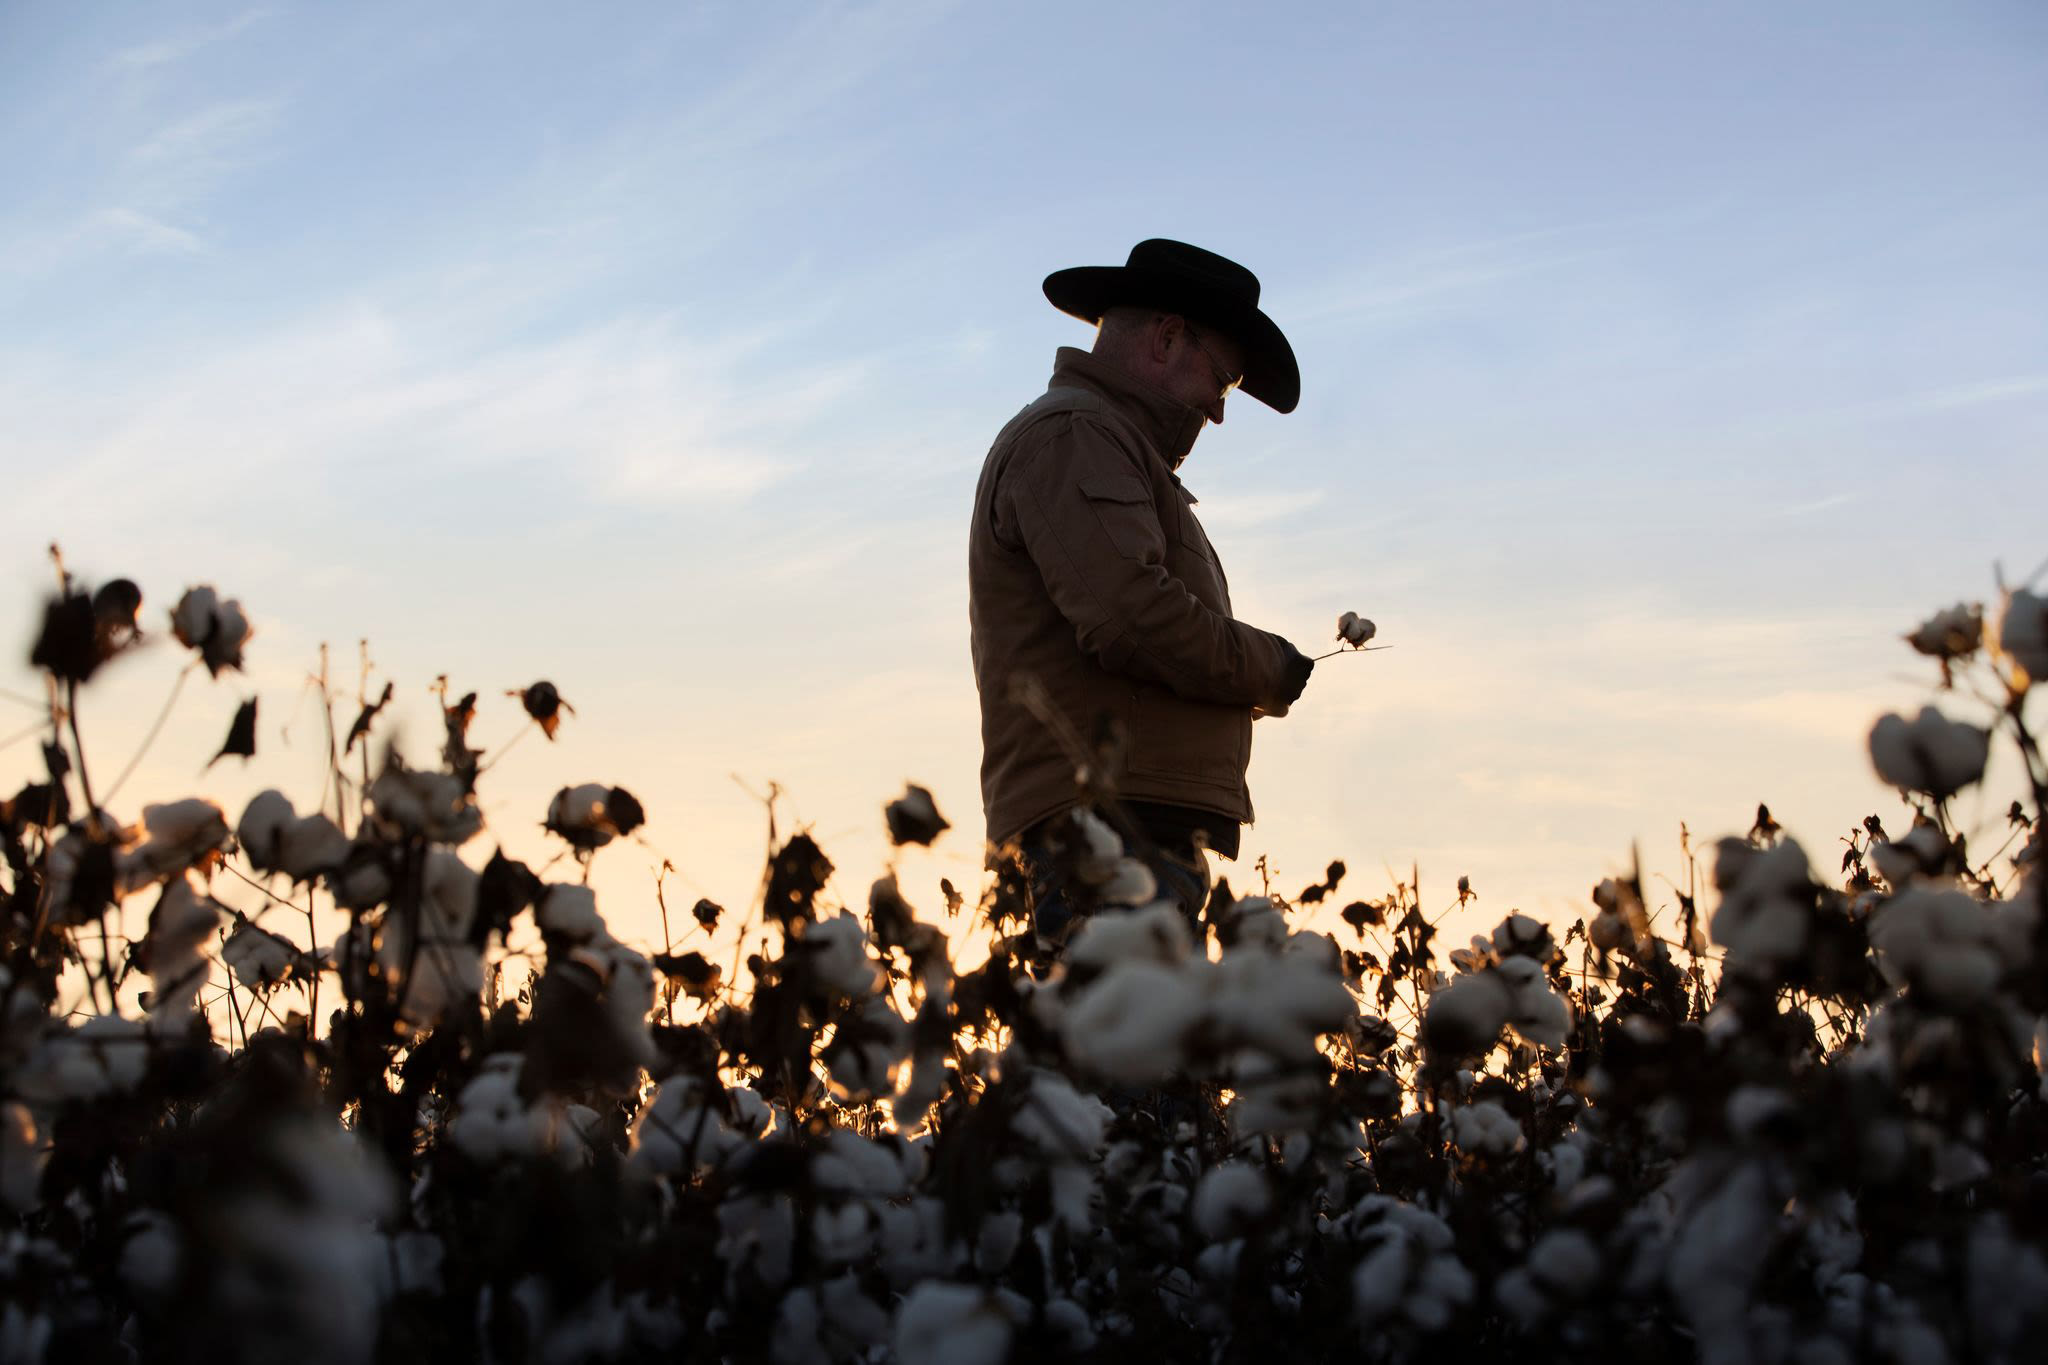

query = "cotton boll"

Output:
[[1224, 895, 1288, 948], [729, 1087, 774, 1139], [1227, 1049, 1328, 1138], [1870, 823, 1953, 888], [119, 1210, 183, 1302], [1868, 706, 1991, 799], [1337, 612, 1376, 646], [1059, 960, 1203, 1084], [1192, 1162, 1270, 1240], [800, 912, 885, 999], [325, 848, 394, 911], [892, 1282, 1016, 1365], [1043, 1298, 1096, 1352], [974, 1210, 1023, 1272], [1450, 1100, 1524, 1156], [1665, 1159, 1774, 1363], [421, 850, 480, 941], [448, 1055, 549, 1163], [369, 765, 482, 845], [140, 876, 222, 1026], [1905, 603, 1983, 661], [1064, 902, 1192, 972], [1066, 808, 1124, 873], [1010, 1071, 1113, 1161], [592, 938, 656, 1040], [278, 813, 349, 880], [1096, 858, 1159, 908], [1726, 1085, 1795, 1142], [875, 1198, 952, 1290], [223, 922, 298, 989], [238, 789, 296, 870], [826, 995, 912, 1101], [1347, 1198, 1473, 1334], [628, 1075, 750, 1177], [1999, 588, 2048, 683], [1047, 1164, 1096, 1235], [1711, 838, 1816, 976], [537, 884, 607, 942], [811, 1131, 910, 1199], [1493, 955, 1570, 1047], [129, 798, 230, 885], [1207, 942, 1354, 1060], [812, 1202, 874, 1266], [1491, 912, 1556, 961], [169, 585, 251, 674], [1868, 886, 2005, 1010], [1527, 1227, 1602, 1299], [1422, 968, 1512, 1056], [546, 783, 616, 849], [812, 1273, 890, 1355]]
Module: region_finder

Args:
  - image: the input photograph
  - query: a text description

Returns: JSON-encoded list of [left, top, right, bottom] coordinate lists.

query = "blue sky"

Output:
[[3, 2, 2044, 952]]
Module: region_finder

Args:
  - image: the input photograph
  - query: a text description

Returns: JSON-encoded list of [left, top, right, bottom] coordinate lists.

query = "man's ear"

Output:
[[1150, 313, 1185, 365]]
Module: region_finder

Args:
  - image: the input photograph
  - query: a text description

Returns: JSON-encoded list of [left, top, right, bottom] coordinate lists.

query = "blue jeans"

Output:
[[1018, 835, 1212, 967]]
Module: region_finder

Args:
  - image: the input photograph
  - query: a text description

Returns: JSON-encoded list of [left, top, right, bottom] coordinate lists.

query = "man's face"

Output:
[[1167, 319, 1248, 426]]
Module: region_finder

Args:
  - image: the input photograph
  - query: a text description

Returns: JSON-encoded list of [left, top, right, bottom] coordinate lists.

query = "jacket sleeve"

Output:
[[994, 414, 1298, 707]]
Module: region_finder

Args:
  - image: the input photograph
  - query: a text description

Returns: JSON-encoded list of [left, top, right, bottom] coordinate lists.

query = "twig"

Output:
[[0, 718, 50, 754], [1310, 644, 1393, 662], [0, 686, 47, 711], [65, 680, 99, 821], [475, 719, 535, 777], [102, 662, 197, 805]]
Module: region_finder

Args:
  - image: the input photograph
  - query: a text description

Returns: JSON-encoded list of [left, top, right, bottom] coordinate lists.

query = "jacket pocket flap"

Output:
[[1078, 474, 1151, 505]]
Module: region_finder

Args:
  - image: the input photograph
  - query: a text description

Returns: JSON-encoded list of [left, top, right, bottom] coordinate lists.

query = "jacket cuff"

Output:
[[1275, 639, 1313, 706]]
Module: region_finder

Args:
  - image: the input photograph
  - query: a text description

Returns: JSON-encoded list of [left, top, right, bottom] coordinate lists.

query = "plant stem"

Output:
[[65, 681, 99, 822], [475, 720, 535, 777], [1310, 644, 1393, 662]]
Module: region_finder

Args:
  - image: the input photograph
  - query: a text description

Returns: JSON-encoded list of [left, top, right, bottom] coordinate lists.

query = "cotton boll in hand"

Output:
[[1336, 612, 1376, 647]]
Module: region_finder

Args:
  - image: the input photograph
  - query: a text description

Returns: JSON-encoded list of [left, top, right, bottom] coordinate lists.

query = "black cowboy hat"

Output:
[[1042, 238, 1300, 414]]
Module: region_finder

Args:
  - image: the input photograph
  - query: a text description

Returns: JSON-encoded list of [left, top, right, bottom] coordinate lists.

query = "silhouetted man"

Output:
[[968, 239, 1314, 951]]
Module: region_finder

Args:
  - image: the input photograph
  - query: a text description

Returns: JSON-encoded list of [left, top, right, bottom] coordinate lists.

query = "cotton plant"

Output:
[[7, 554, 2048, 1363]]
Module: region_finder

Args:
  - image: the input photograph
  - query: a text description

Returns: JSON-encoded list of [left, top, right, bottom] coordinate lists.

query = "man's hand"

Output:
[[1256, 641, 1314, 718]]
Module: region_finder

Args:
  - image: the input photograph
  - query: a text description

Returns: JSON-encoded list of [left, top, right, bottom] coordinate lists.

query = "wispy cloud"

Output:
[[129, 97, 278, 166], [105, 9, 271, 72], [1891, 374, 2048, 414], [87, 207, 206, 256]]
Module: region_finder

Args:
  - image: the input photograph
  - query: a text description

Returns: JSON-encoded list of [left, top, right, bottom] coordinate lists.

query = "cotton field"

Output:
[[2, 564, 2045, 1364]]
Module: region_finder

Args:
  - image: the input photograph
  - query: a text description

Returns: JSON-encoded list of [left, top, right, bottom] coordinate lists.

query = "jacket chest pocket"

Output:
[[1078, 474, 1166, 562]]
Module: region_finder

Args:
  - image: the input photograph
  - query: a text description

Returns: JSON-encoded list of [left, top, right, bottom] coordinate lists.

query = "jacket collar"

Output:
[[1048, 347, 1207, 473]]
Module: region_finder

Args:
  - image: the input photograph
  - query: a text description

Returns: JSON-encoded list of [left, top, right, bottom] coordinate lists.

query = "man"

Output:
[[968, 238, 1314, 946]]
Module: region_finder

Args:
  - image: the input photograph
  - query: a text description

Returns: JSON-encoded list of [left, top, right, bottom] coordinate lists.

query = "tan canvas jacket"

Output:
[[969, 347, 1300, 849]]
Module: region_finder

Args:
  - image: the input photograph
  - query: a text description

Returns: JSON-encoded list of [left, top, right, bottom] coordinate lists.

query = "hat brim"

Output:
[[1043, 264, 1300, 414]]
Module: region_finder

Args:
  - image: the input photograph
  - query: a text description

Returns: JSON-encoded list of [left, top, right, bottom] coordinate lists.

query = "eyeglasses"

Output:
[[1183, 322, 1244, 401]]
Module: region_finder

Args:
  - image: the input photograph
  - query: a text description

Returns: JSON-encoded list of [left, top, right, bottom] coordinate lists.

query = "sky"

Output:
[[2, 1, 2044, 970]]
